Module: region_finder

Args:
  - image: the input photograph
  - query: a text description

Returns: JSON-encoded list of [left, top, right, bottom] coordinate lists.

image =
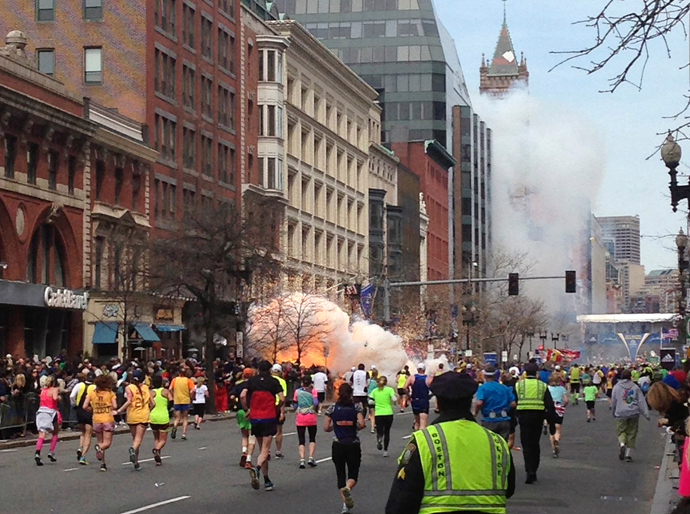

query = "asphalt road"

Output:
[[0, 399, 666, 514]]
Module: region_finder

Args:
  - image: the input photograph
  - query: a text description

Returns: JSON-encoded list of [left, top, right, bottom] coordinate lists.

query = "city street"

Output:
[[0, 400, 666, 514]]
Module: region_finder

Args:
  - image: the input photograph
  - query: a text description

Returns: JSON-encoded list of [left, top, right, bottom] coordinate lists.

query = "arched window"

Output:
[[26, 224, 65, 286]]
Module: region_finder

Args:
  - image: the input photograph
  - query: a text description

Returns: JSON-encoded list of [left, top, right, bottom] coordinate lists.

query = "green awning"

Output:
[[92, 322, 118, 345], [130, 322, 161, 343]]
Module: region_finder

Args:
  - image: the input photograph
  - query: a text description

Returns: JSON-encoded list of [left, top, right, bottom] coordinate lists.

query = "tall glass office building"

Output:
[[273, 0, 492, 281]]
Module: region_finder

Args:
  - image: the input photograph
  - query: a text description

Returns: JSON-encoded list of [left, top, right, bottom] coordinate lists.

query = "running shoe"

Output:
[[249, 466, 260, 490], [587, 418, 590, 423], [377, 437, 383, 451], [625, 455, 632, 463], [239, 453, 247, 468], [129, 447, 136, 464], [341, 486, 354, 509], [100, 464, 107, 472], [35, 453, 43, 466], [48, 453, 56, 463], [181, 434, 187, 441], [275, 451, 284, 459], [370, 427, 375, 434], [95, 444, 103, 461], [542, 424, 548, 435], [383, 451, 389, 457], [308, 458, 317, 467], [341, 505, 350, 514], [264, 481, 275, 492], [171, 426, 177, 439], [554, 440, 560, 457], [153, 448, 162, 465], [299, 459, 306, 469], [619, 444, 626, 461], [134, 463, 141, 471], [552, 450, 558, 458], [76, 448, 82, 461], [244, 460, 253, 470], [79, 457, 88, 466]]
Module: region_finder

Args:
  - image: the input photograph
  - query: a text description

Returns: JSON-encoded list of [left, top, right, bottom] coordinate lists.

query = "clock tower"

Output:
[[479, 5, 528, 97]]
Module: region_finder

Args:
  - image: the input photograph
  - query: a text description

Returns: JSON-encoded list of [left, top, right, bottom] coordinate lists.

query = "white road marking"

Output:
[[198, 447, 207, 450], [121, 456, 171, 466], [283, 432, 297, 436], [315, 456, 332, 464], [0, 449, 18, 452], [63, 467, 78, 472], [119, 496, 191, 514]]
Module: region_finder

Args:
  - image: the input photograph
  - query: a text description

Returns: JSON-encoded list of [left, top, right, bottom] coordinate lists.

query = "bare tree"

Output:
[[151, 199, 281, 411], [246, 295, 292, 362], [554, 1, 689, 93]]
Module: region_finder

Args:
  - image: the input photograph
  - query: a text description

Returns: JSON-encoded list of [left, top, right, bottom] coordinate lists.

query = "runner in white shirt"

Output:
[[312, 368, 328, 414], [351, 364, 369, 413], [192, 378, 209, 430]]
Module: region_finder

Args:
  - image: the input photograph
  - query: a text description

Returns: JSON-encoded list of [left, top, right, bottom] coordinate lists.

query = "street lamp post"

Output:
[[551, 332, 560, 350], [677, 229, 688, 346], [462, 302, 477, 353], [527, 331, 535, 356], [539, 331, 548, 352], [661, 133, 687, 212]]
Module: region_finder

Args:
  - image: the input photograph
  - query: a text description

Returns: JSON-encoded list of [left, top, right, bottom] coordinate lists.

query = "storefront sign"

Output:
[[44, 287, 88, 310], [155, 308, 174, 321]]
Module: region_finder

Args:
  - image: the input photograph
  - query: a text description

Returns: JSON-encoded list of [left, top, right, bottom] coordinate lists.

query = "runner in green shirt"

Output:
[[583, 381, 598, 422], [369, 377, 398, 456]]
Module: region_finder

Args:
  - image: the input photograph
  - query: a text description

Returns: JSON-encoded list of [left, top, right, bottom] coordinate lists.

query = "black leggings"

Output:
[[297, 425, 317, 446], [375, 415, 394, 450], [332, 441, 361, 489]]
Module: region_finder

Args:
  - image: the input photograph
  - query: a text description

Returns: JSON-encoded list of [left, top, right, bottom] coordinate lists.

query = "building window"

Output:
[[201, 136, 212, 176], [84, 0, 103, 19], [218, 143, 228, 183], [27, 224, 65, 286], [36, 0, 54, 21], [37, 49, 55, 76], [155, 114, 177, 161], [201, 76, 213, 118], [201, 17, 212, 60], [94, 236, 104, 289], [219, 0, 233, 15], [114, 167, 123, 204], [183, 127, 195, 169], [259, 49, 282, 82], [154, 49, 176, 99], [156, 0, 176, 36], [183, 3, 195, 48], [4, 135, 16, 179], [84, 47, 102, 83], [183, 65, 195, 108], [218, 30, 229, 71], [183, 187, 196, 212], [95, 160, 105, 200], [48, 150, 58, 190], [132, 172, 141, 210], [27, 143, 38, 184], [265, 157, 282, 190]]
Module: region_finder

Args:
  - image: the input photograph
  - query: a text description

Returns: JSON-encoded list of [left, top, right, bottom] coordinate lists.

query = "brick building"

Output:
[[0, 32, 163, 359], [390, 140, 454, 281]]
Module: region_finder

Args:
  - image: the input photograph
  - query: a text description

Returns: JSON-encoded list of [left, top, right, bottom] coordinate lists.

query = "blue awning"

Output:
[[131, 322, 161, 342], [154, 324, 186, 332], [92, 322, 118, 345]]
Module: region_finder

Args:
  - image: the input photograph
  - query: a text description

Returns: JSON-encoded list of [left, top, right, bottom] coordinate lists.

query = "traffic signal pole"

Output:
[[383, 274, 572, 324]]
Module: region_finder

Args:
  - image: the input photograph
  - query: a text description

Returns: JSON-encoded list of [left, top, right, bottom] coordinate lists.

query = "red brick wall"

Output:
[[0, 2, 148, 122], [391, 141, 449, 281]]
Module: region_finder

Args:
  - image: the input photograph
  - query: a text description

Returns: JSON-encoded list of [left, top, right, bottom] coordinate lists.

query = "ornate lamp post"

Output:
[[551, 332, 560, 350], [539, 331, 548, 352], [661, 133, 686, 212]]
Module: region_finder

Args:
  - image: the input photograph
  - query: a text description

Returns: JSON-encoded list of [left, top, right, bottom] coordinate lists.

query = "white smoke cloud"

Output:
[[476, 89, 607, 314]]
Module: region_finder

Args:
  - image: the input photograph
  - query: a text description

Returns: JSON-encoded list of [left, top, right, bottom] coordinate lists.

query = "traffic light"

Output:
[[565, 270, 576, 293], [508, 273, 519, 296]]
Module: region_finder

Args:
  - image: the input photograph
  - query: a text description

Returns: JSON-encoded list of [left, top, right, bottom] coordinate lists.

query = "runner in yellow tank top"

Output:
[[114, 370, 154, 470]]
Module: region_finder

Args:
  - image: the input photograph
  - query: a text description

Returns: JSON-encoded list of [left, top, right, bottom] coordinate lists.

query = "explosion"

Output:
[[246, 293, 409, 380]]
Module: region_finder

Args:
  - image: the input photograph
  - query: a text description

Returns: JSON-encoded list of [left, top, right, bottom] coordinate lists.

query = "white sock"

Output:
[[625, 448, 632, 457], [242, 446, 247, 453], [246, 456, 252, 463]]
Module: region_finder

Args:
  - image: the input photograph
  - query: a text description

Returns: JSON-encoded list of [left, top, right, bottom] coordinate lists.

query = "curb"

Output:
[[0, 412, 237, 450], [651, 435, 679, 514]]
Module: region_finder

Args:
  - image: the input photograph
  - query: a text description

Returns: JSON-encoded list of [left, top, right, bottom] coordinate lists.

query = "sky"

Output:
[[434, 0, 690, 271]]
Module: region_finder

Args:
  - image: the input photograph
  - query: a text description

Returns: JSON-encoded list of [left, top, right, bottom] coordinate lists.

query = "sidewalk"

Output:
[[0, 411, 237, 451], [651, 435, 680, 514]]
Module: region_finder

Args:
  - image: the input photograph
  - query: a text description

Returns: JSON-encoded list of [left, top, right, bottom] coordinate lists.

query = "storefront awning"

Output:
[[154, 324, 186, 332], [92, 322, 118, 345], [131, 322, 161, 342]]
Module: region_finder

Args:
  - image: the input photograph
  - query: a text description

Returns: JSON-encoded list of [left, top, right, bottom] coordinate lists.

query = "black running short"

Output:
[[75, 407, 93, 426], [251, 421, 278, 438]]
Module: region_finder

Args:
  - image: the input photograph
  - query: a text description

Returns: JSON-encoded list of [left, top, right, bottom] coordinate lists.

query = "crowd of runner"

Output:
[[4, 350, 690, 513]]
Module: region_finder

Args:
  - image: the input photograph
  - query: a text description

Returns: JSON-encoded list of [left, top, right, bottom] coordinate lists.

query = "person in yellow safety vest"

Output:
[[515, 361, 556, 484], [385, 372, 515, 514], [271, 364, 288, 459]]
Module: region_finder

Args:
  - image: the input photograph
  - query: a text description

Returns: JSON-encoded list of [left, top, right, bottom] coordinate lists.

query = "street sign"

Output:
[[464, 350, 473, 357], [501, 351, 508, 362], [484, 352, 498, 366]]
